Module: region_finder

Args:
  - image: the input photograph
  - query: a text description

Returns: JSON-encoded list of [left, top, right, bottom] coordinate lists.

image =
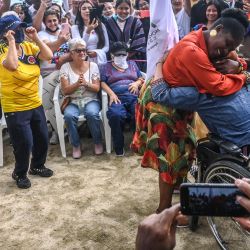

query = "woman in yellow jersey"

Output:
[[0, 13, 53, 189]]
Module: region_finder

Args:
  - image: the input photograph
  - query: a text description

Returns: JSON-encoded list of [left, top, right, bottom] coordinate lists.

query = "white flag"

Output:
[[146, 0, 179, 80]]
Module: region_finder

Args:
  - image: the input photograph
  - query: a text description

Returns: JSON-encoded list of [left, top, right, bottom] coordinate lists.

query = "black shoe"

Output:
[[29, 166, 53, 177], [12, 172, 31, 189]]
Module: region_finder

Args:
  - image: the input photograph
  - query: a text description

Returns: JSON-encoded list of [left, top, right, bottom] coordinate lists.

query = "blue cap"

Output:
[[0, 14, 27, 35]]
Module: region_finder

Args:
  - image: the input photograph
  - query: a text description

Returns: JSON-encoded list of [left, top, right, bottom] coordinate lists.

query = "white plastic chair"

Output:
[[101, 71, 147, 153], [53, 85, 111, 157], [0, 76, 43, 167]]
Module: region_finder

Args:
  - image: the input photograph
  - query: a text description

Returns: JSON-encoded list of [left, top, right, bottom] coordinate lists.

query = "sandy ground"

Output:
[[0, 131, 220, 250]]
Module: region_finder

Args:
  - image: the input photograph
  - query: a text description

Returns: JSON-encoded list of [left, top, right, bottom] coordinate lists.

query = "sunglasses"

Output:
[[73, 48, 87, 53]]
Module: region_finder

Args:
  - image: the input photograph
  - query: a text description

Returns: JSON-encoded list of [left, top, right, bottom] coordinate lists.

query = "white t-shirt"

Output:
[[38, 30, 59, 75], [175, 8, 190, 40], [59, 62, 100, 107]]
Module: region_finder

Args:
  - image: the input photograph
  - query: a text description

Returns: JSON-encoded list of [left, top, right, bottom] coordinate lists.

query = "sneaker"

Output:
[[50, 131, 59, 145], [115, 148, 125, 157], [12, 172, 31, 189], [72, 146, 81, 159], [29, 166, 53, 177], [94, 143, 103, 155]]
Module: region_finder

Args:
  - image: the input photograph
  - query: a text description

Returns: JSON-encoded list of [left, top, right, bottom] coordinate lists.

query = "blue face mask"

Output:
[[14, 29, 25, 43]]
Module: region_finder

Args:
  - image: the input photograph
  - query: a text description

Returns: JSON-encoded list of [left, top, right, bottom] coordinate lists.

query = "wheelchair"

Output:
[[189, 133, 250, 250]]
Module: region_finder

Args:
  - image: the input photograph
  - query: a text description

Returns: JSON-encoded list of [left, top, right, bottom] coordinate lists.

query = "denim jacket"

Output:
[[151, 81, 250, 147]]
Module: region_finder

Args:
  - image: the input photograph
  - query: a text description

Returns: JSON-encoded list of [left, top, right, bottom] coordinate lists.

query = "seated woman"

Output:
[[60, 38, 103, 159], [100, 42, 144, 156], [132, 8, 249, 214]]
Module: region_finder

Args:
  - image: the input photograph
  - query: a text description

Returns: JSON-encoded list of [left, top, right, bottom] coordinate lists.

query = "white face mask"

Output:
[[113, 55, 128, 69], [117, 14, 129, 21]]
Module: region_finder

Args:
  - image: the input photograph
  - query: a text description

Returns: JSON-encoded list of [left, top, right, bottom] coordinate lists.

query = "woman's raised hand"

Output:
[[86, 18, 99, 34], [25, 27, 39, 42], [4, 30, 15, 42]]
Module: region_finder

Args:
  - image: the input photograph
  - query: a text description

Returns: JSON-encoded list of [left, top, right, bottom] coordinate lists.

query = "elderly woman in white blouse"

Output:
[[60, 38, 103, 159], [71, 0, 109, 64]]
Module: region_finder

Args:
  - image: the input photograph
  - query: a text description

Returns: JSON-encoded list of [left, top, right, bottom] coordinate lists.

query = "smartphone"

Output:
[[139, 10, 150, 18], [61, 23, 70, 36], [180, 183, 250, 217], [89, 6, 104, 22]]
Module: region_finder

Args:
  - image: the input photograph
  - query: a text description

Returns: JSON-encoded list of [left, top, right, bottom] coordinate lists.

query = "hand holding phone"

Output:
[[61, 23, 70, 36], [180, 183, 250, 217]]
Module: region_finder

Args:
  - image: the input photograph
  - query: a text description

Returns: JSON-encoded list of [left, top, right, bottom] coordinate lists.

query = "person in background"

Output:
[[191, 0, 228, 27], [134, 0, 150, 42], [38, 9, 70, 145], [102, 2, 115, 19], [60, 38, 104, 158], [100, 42, 144, 156], [105, 0, 146, 71], [68, 0, 81, 24], [0, 0, 11, 16], [28, 0, 41, 17], [193, 0, 221, 30], [11, 3, 32, 25], [172, 0, 191, 39], [0, 14, 53, 189], [71, 0, 109, 65]]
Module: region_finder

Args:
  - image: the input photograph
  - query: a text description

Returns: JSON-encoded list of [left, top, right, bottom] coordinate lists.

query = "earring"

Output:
[[210, 29, 217, 37]]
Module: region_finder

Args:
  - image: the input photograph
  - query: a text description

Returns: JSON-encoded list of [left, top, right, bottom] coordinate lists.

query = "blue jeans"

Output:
[[64, 100, 102, 147], [107, 94, 137, 154], [5, 105, 48, 177]]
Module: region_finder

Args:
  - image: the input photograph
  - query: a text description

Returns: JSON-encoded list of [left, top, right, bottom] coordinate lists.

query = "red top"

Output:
[[163, 29, 247, 96]]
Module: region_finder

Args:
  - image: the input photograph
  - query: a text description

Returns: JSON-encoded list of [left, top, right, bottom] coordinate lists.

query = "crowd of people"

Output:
[[0, 0, 250, 248]]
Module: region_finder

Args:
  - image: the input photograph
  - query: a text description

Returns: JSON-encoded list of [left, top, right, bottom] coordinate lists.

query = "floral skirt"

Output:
[[131, 80, 196, 185]]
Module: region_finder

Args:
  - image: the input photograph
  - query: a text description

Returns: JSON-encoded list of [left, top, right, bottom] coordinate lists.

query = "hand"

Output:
[[25, 27, 39, 42], [136, 204, 180, 250], [213, 59, 240, 74], [77, 73, 84, 86], [58, 31, 71, 44], [4, 30, 15, 42], [128, 81, 140, 94], [109, 93, 121, 105], [41, 0, 53, 9], [87, 51, 97, 58], [86, 18, 99, 34], [234, 178, 250, 232], [243, 2, 250, 12]]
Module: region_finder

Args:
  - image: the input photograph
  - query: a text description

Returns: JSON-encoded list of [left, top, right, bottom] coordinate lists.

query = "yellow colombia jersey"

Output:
[[0, 41, 41, 112]]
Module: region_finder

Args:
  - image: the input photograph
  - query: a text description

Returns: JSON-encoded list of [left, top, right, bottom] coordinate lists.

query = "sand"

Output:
[[0, 131, 219, 250]]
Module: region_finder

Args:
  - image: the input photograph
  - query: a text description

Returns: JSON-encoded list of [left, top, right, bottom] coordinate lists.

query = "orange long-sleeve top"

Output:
[[162, 28, 247, 96]]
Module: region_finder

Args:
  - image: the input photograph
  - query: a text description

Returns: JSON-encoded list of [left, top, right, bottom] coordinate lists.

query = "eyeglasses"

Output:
[[73, 48, 87, 53], [114, 53, 127, 57]]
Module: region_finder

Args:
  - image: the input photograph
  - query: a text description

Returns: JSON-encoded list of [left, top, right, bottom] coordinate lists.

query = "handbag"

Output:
[[60, 96, 71, 114]]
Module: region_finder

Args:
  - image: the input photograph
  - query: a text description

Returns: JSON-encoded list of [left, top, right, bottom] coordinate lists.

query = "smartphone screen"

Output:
[[180, 183, 250, 217], [61, 23, 70, 36], [139, 10, 150, 18]]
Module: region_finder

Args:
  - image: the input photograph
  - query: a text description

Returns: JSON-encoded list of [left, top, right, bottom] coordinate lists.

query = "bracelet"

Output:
[[156, 61, 163, 66], [242, 71, 250, 83], [237, 62, 244, 74]]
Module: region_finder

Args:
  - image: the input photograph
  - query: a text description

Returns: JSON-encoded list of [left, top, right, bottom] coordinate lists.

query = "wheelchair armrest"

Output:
[[208, 133, 242, 156]]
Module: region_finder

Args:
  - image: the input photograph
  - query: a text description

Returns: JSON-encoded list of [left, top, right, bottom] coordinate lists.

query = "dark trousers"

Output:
[[5, 105, 48, 177], [107, 95, 137, 154]]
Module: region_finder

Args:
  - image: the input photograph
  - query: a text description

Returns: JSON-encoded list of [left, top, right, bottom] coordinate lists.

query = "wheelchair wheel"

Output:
[[203, 160, 250, 250]]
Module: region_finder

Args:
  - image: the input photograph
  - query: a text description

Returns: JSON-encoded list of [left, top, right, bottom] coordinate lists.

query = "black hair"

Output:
[[43, 10, 61, 24], [211, 8, 249, 41], [205, 0, 221, 21], [75, 0, 105, 49], [49, 3, 63, 20], [10, 3, 32, 24], [110, 41, 128, 54], [115, 0, 132, 9], [134, 0, 149, 10]]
